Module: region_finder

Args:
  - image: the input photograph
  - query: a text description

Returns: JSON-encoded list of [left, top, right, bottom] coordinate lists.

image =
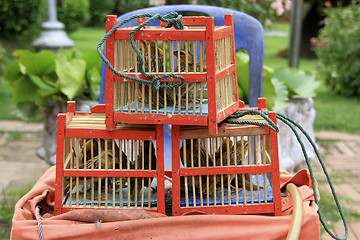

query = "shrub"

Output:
[[314, 2, 360, 97], [112, 0, 150, 16], [57, 0, 90, 33], [0, 0, 42, 42], [88, 0, 114, 26]]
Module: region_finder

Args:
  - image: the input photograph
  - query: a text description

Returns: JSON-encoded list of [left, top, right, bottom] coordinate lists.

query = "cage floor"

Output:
[[118, 100, 209, 115], [64, 186, 158, 207], [180, 174, 273, 207]]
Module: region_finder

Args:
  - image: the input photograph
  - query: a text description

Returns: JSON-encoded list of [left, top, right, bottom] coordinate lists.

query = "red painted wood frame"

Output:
[[104, 14, 239, 134], [54, 102, 165, 215], [171, 101, 281, 216]]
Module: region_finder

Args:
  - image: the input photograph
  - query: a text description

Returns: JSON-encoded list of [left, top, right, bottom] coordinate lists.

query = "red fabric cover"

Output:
[[11, 167, 320, 240]]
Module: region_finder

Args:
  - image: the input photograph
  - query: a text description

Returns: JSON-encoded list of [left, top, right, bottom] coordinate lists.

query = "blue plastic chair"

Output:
[[98, 5, 265, 169], [99, 4, 264, 107]]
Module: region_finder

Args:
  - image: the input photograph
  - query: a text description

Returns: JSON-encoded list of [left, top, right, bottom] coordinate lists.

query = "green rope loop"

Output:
[[275, 112, 348, 240], [97, 12, 185, 91], [225, 110, 348, 240]]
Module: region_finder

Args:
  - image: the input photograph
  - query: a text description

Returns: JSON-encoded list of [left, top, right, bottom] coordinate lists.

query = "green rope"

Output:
[[97, 12, 185, 91], [224, 110, 348, 240]]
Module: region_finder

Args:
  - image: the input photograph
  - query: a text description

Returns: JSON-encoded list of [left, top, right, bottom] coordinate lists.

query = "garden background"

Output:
[[0, 0, 360, 238]]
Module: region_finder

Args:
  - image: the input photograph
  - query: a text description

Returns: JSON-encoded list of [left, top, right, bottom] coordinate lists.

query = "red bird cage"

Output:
[[171, 99, 282, 216], [54, 102, 165, 215], [104, 14, 239, 134]]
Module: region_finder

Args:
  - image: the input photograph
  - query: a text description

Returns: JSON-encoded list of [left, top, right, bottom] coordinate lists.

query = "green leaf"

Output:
[[15, 102, 39, 121], [271, 77, 289, 112], [17, 50, 56, 76], [80, 50, 102, 70], [236, 51, 250, 103], [29, 74, 54, 91], [55, 53, 86, 100], [86, 67, 100, 100], [4, 61, 21, 84], [262, 67, 275, 110], [273, 68, 320, 97], [11, 75, 47, 106]]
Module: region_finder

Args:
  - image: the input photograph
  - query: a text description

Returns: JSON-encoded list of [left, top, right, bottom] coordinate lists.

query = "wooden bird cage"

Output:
[[170, 99, 282, 216], [105, 14, 239, 134], [54, 102, 165, 215]]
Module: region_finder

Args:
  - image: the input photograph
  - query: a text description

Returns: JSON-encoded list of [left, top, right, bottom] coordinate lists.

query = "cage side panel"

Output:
[[225, 14, 240, 104], [172, 125, 181, 216], [55, 114, 66, 215], [105, 15, 117, 131], [113, 39, 208, 117], [176, 125, 279, 215], [60, 127, 161, 211], [205, 17, 218, 134], [156, 125, 165, 214], [268, 112, 282, 215]]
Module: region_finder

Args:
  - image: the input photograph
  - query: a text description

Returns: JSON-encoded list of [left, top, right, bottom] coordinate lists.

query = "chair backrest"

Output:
[[99, 4, 264, 107]]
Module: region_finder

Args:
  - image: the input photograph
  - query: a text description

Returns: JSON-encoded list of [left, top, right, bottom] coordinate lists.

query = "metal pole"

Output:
[[288, 0, 303, 68]]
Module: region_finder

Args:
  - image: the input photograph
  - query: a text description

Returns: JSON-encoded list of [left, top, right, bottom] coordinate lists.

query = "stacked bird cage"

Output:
[[104, 14, 239, 134], [171, 99, 282, 216], [55, 13, 282, 218], [54, 102, 165, 215]]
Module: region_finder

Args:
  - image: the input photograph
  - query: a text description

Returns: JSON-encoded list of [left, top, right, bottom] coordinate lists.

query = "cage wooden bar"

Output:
[[54, 102, 165, 215], [105, 14, 239, 134], [171, 100, 281, 216]]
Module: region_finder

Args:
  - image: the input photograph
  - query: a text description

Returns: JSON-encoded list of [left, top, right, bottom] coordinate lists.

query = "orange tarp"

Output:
[[11, 167, 320, 239]]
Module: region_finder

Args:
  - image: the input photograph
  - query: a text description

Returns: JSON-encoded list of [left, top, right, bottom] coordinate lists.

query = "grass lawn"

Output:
[[69, 27, 105, 54]]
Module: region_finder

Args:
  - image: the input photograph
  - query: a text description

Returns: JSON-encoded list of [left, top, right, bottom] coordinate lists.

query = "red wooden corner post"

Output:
[[225, 14, 240, 105], [268, 112, 282, 216], [105, 15, 117, 131], [156, 125, 165, 214], [67, 101, 76, 113], [54, 113, 66, 215], [205, 17, 218, 135], [171, 125, 181, 216], [257, 98, 267, 111]]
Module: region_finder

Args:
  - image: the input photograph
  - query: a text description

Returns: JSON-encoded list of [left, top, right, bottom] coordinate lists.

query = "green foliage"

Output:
[[4, 49, 101, 120], [0, 0, 42, 42], [0, 43, 11, 78], [112, 0, 150, 16], [236, 52, 320, 111], [57, 0, 90, 33], [315, 2, 360, 97], [88, 0, 113, 26]]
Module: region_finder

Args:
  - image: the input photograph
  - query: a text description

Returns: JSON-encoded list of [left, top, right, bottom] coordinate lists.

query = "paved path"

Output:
[[0, 121, 49, 194], [0, 120, 359, 239], [314, 131, 360, 240]]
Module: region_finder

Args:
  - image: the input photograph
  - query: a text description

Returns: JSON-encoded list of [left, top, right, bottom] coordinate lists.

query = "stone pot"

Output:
[[277, 96, 317, 173], [36, 100, 97, 165]]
